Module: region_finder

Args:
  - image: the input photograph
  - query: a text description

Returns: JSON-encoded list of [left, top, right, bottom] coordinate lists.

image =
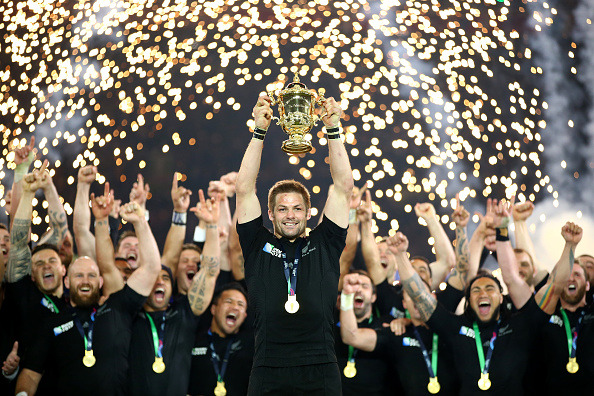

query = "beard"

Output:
[[70, 287, 101, 308], [561, 285, 586, 305]]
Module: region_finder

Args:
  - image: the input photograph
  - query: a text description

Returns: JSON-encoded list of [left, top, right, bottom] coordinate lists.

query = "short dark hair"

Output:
[[348, 269, 377, 294], [116, 230, 137, 251], [410, 256, 433, 279], [212, 282, 248, 306], [181, 243, 202, 255], [463, 271, 505, 319], [268, 180, 311, 212], [32, 243, 60, 257]]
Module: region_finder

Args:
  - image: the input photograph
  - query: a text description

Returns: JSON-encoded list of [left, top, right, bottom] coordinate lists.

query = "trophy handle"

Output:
[[267, 91, 277, 105], [313, 88, 327, 125]]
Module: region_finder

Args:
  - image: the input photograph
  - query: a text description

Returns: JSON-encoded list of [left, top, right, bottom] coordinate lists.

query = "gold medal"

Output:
[[567, 357, 579, 374], [285, 295, 300, 314], [82, 350, 96, 367], [477, 373, 491, 391], [214, 381, 227, 396], [343, 361, 357, 378], [427, 377, 440, 394], [152, 357, 165, 373]]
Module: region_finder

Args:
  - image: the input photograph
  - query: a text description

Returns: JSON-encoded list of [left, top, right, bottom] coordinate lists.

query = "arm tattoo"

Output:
[[451, 226, 470, 286], [202, 255, 219, 277], [402, 272, 437, 322], [48, 209, 69, 245], [7, 218, 32, 282], [188, 271, 208, 314]]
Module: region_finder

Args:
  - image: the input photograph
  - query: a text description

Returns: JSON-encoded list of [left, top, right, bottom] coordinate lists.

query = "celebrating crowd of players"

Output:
[[0, 94, 593, 396]]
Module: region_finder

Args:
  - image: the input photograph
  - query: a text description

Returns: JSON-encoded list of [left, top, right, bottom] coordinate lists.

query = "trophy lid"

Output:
[[285, 74, 306, 90]]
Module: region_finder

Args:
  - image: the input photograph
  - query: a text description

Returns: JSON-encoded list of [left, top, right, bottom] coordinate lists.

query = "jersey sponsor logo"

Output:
[[402, 337, 420, 348], [230, 339, 243, 353], [53, 320, 74, 336], [390, 307, 406, 319], [459, 325, 476, 339], [95, 306, 112, 317], [263, 242, 283, 258], [549, 315, 563, 327], [41, 297, 58, 313], [498, 324, 512, 336], [192, 347, 208, 356]]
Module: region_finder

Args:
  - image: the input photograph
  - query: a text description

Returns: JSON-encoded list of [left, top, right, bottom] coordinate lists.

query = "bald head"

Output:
[[66, 256, 103, 307]]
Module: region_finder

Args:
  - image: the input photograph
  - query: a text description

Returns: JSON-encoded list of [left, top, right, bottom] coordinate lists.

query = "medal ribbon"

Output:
[[472, 321, 499, 375], [146, 311, 166, 359], [413, 328, 439, 378], [279, 240, 304, 297], [208, 330, 235, 383], [42, 294, 59, 313], [73, 308, 96, 352], [560, 308, 586, 359]]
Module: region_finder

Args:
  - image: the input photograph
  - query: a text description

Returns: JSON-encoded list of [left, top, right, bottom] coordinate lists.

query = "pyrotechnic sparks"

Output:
[[0, 0, 573, 240]]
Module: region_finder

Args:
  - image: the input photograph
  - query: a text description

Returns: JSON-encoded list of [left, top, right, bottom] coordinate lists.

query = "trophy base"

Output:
[[282, 137, 312, 154]]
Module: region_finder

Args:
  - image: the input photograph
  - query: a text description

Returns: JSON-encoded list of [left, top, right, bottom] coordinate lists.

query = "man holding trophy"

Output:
[[235, 78, 353, 395]]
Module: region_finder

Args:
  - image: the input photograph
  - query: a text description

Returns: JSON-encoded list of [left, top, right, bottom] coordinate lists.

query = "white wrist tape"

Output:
[[340, 293, 354, 311]]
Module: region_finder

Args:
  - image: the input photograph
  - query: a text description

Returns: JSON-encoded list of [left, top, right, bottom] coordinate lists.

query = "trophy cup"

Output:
[[268, 75, 326, 154]]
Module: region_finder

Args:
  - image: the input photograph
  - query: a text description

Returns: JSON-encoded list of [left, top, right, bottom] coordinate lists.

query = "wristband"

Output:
[[193, 226, 206, 243], [326, 126, 340, 133], [172, 211, 187, 226], [253, 127, 267, 140], [16, 391, 27, 396], [144, 209, 150, 221], [495, 227, 509, 241], [340, 292, 354, 311], [327, 132, 341, 140], [349, 209, 357, 224]]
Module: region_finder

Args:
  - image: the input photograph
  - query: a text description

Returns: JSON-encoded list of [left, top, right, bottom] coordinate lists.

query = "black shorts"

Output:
[[247, 362, 342, 396]]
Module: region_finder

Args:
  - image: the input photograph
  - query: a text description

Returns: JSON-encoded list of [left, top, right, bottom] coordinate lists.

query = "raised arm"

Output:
[[321, 98, 354, 228], [120, 202, 161, 296], [9, 137, 36, 229], [229, 207, 245, 281], [188, 190, 221, 315], [448, 194, 471, 291], [387, 233, 437, 321], [73, 166, 98, 260], [208, 181, 232, 272], [161, 173, 191, 273], [339, 273, 378, 352], [91, 182, 124, 297], [415, 203, 456, 289], [358, 190, 385, 285], [535, 222, 582, 314], [6, 165, 46, 282], [493, 199, 532, 309], [512, 200, 546, 283], [235, 96, 269, 224], [38, 165, 69, 248]]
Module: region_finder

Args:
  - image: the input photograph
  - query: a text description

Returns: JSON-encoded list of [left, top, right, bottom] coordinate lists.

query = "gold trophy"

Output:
[[268, 75, 326, 154]]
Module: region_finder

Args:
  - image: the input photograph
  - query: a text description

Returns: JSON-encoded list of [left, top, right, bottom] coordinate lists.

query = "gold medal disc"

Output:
[[427, 377, 441, 394], [214, 381, 227, 396], [285, 295, 300, 314], [477, 373, 491, 391], [82, 350, 96, 367], [567, 358, 579, 374], [152, 357, 166, 374], [343, 361, 357, 378]]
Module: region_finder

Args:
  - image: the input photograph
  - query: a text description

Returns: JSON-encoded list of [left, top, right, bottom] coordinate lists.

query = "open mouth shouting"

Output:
[[186, 270, 196, 282], [154, 287, 166, 303], [477, 300, 491, 316], [225, 312, 238, 327], [78, 284, 93, 295], [127, 252, 138, 266], [42, 271, 55, 284], [354, 295, 365, 309]]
